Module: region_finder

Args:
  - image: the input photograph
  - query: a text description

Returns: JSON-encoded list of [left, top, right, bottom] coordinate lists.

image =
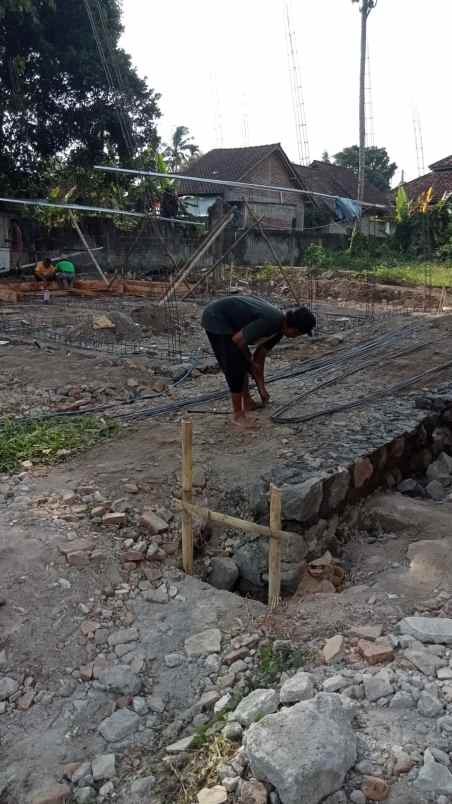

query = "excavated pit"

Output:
[[200, 383, 452, 604]]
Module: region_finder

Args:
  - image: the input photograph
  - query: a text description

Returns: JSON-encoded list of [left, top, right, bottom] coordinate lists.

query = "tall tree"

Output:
[[333, 145, 397, 191], [164, 126, 200, 172], [351, 0, 377, 200], [0, 0, 161, 195]]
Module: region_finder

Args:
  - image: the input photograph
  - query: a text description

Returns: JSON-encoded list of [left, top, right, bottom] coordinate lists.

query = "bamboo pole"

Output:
[[177, 499, 296, 543], [181, 419, 193, 574], [159, 210, 234, 305], [268, 485, 282, 608], [438, 286, 447, 314], [244, 201, 300, 304], [182, 216, 264, 300], [71, 214, 109, 285]]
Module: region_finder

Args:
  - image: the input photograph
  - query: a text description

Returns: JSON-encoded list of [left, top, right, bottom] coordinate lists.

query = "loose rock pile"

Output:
[[162, 616, 452, 804], [398, 450, 452, 502]]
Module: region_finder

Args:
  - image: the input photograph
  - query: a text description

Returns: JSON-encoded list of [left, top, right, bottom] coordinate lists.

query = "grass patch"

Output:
[[356, 261, 452, 288], [246, 256, 452, 289], [0, 415, 118, 473], [254, 643, 305, 687]]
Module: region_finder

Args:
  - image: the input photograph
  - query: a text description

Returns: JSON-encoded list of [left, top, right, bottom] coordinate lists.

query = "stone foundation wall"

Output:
[[236, 387, 452, 596]]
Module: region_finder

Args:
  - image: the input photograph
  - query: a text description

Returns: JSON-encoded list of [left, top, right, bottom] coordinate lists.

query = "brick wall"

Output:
[[224, 151, 304, 229]]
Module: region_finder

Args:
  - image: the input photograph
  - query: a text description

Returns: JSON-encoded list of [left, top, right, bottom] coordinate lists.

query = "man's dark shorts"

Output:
[[206, 332, 248, 394]]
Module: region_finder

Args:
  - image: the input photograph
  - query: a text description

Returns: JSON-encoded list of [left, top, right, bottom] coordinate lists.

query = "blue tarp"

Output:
[[335, 197, 362, 222]]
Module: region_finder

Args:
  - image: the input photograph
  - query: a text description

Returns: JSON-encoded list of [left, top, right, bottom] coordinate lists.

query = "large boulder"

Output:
[[245, 693, 356, 804], [233, 540, 268, 593], [281, 477, 324, 524], [208, 557, 239, 591], [426, 451, 452, 481], [398, 617, 452, 645]]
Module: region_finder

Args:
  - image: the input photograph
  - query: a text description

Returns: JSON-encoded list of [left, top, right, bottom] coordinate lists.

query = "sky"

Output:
[[121, 0, 452, 184]]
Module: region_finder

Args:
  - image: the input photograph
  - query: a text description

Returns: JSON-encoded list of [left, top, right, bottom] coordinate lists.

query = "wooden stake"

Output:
[[268, 485, 282, 608], [177, 499, 297, 543], [181, 419, 193, 574]]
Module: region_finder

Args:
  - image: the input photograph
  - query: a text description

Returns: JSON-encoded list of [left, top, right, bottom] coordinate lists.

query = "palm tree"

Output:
[[164, 126, 200, 172]]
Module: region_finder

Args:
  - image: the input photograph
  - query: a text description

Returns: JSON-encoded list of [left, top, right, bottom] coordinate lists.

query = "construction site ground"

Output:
[[2, 276, 452, 803]]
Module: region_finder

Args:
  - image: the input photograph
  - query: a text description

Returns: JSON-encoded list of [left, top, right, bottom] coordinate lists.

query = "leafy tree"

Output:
[[333, 145, 397, 191], [321, 150, 331, 163], [164, 126, 200, 172], [0, 0, 161, 196]]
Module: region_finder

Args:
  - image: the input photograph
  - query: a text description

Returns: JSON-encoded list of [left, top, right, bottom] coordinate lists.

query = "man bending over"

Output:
[[201, 295, 316, 427]]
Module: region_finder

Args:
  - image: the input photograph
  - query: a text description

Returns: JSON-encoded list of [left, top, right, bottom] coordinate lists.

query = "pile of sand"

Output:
[[130, 304, 169, 334], [66, 311, 143, 344]]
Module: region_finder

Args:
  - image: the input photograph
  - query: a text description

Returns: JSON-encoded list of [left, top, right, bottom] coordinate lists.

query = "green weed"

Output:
[[0, 416, 118, 473], [254, 643, 305, 687], [357, 262, 452, 288]]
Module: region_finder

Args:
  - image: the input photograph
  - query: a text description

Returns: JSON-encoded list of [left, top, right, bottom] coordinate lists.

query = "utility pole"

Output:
[[352, 0, 377, 201]]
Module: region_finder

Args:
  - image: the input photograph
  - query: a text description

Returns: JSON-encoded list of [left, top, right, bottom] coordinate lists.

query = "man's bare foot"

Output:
[[231, 414, 257, 429], [244, 397, 262, 411]]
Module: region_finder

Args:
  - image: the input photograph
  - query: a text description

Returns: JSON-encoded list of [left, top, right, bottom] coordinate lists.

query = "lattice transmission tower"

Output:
[[284, 3, 310, 166], [413, 107, 426, 177], [241, 93, 250, 146], [210, 72, 224, 148]]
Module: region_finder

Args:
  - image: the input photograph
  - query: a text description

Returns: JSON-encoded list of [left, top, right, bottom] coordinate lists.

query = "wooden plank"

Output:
[[177, 499, 295, 543], [181, 420, 193, 575], [0, 287, 21, 303], [268, 485, 282, 608]]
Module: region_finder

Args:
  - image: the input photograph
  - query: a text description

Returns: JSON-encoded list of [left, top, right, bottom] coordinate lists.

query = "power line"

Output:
[[82, 0, 135, 157], [0, 197, 205, 227], [95, 165, 389, 209]]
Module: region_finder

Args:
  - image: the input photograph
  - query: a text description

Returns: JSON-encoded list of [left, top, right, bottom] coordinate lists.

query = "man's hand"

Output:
[[258, 385, 270, 404], [251, 362, 270, 404]]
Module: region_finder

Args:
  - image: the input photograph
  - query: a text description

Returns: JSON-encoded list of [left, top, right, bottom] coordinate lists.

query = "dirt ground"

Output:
[[2, 281, 452, 802]]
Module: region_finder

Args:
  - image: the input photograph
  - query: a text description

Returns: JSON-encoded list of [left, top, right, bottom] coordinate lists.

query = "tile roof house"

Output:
[[402, 156, 452, 203], [178, 145, 389, 228], [177, 143, 302, 197], [292, 160, 389, 210], [178, 143, 306, 231]]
